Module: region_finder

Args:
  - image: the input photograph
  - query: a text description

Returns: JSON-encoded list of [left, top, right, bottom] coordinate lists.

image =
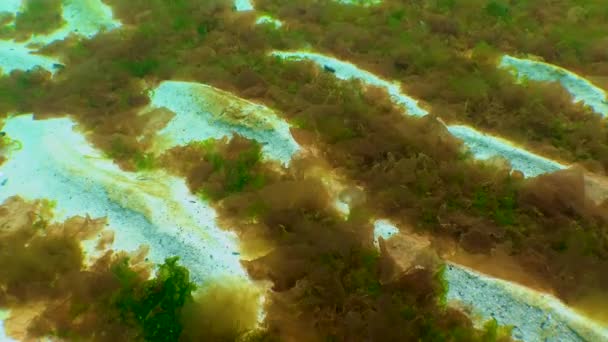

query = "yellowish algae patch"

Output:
[[584, 172, 608, 204], [183, 277, 267, 340]]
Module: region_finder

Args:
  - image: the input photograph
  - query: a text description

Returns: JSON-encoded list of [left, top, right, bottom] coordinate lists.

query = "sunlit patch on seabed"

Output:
[[272, 50, 430, 117], [0, 0, 21, 14], [500, 55, 608, 117], [446, 125, 567, 177], [334, 0, 382, 5], [373, 222, 608, 342], [150, 81, 300, 165], [446, 264, 608, 342], [0, 310, 14, 342], [0, 115, 248, 284], [1, 0, 120, 45], [272, 50, 574, 179], [0, 0, 120, 75], [372, 219, 399, 247], [233, 0, 254, 12], [0, 40, 60, 75], [52, 0, 121, 39]]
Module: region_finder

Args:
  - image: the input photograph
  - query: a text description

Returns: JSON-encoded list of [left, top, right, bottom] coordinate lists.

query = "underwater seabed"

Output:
[[374, 222, 608, 342], [1, 0, 608, 341], [0, 87, 605, 341], [271, 50, 608, 177]]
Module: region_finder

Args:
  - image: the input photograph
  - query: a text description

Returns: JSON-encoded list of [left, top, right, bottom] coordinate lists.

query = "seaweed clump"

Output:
[[0, 0, 65, 41], [111, 256, 196, 342], [160, 135, 513, 341], [202, 53, 608, 306], [160, 135, 268, 201], [0, 196, 263, 341], [254, 0, 608, 172]]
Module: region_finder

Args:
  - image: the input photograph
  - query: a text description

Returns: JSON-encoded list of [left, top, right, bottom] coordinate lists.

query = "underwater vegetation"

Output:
[[0, 196, 263, 341], [0, 0, 65, 41], [0, 128, 21, 165], [160, 136, 266, 201], [255, 0, 608, 172], [0, 0, 606, 340], [160, 134, 513, 341]]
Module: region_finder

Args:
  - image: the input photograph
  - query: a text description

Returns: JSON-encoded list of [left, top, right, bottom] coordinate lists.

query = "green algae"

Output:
[[343, 249, 382, 297], [133, 152, 156, 171], [161, 137, 266, 201], [119, 58, 160, 78], [485, 1, 511, 21], [113, 256, 196, 342], [107, 137, 157, 171], [0, 196, 264, 342], [471, 180, 518, 226]]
